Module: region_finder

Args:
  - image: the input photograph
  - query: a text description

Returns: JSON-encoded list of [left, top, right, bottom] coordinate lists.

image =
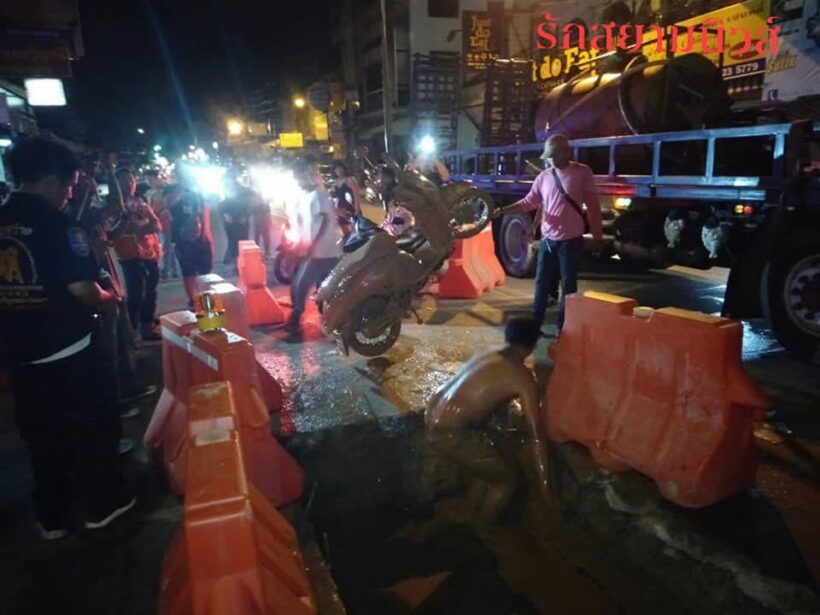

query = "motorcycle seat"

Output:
[[396, 230, 427, 253]]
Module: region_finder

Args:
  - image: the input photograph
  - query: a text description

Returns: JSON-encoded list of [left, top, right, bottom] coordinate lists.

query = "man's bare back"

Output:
[[423, 320, 550, 523], [425, 349, 539, 431]]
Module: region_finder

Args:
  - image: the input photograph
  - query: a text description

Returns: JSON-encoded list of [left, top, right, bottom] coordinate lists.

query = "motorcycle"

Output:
[[315, 160, 495, 357]]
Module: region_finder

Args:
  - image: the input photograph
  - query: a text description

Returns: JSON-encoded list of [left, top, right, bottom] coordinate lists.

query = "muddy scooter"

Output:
[[315, 162, 495, 356]]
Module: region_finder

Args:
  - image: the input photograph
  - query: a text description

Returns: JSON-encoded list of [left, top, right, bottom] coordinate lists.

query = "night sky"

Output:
[[60, 0, 336, 151]]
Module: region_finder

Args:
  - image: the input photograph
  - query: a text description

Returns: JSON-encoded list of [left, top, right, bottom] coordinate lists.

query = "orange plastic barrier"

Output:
[[145, 313, 303, 505], [158, 383, 316, 615], [237, 241, 286, 325], [546, 292, 769, 508], [438, 226, 505, 299], [145, 310, 198, 490], [194, 274, 283, 412]]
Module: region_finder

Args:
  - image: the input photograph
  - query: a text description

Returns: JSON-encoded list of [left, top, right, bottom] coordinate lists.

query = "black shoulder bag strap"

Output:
[[550, 167, 590, 234]]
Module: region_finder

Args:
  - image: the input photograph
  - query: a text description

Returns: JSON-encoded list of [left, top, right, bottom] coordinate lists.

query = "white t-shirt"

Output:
[[298, 188, 343, 258]]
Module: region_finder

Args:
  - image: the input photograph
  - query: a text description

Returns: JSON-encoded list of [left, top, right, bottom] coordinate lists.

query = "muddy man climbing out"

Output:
[[424, 316, 550, 523]]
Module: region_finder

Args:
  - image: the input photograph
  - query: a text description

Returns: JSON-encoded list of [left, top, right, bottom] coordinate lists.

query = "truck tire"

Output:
[[762, 230, 820, 365], [499, 213, 537, 277]]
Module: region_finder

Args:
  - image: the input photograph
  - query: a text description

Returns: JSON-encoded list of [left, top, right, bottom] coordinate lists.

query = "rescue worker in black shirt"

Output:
[[165, 174, 213, 309], [0, 139, 135, 540]]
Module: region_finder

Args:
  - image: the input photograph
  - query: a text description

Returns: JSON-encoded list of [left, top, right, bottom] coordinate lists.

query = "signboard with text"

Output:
[[531, 0, 773, 94], [463, 11, 499, 72], [279, 132, 304, 148], [0, 42, 71, 77], [763, 0, 820, 102]]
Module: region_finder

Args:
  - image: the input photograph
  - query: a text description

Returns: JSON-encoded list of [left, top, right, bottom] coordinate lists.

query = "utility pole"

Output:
[[379, 0, 393, 153]]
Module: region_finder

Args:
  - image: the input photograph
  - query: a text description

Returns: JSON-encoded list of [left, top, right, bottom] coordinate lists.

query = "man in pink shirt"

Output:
[[502, 134, 603, 334]]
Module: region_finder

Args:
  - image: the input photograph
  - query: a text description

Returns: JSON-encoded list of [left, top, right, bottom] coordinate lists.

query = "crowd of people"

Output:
[[0, 129, 604, 538]]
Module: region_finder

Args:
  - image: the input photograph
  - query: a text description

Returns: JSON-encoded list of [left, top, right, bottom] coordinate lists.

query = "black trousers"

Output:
[[120, 259, 160, 328], [223, 222, 249, 264], [10, 339, 124, 525], [98, 304, 141, 402]]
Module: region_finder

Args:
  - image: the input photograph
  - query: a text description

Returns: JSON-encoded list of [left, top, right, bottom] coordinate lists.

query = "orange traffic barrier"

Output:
[[438, 227, 504, 299], [194, 274, 283, 412], [145, 310, 198, 492], [193, 274, 251, 338], [145, 313, 303, 505], [546, 291, 769, 508], [158, 383, 316, 615], [237, 241, 286, 326]]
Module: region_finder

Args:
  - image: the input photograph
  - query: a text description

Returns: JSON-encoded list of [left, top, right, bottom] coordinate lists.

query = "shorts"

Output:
[[175, 238, 213, 278]]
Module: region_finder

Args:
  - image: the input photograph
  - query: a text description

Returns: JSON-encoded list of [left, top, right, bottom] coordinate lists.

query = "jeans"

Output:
[[161, 233, 178, 277], [533, 236, 584, 332], [10, 342, 124, 525], [120, 259, 160, 329], [288, 257, 338, 325]]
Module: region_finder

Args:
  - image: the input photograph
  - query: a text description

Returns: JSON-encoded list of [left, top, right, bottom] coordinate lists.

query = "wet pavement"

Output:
[[0, 255, 818, 613]]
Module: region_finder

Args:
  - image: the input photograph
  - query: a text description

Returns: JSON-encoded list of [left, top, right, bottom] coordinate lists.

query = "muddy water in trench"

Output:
[[258, 325, 626, 613]]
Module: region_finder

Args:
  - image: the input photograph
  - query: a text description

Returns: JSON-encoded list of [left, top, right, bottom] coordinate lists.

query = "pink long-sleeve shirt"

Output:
[[520, 162, 603, 241]]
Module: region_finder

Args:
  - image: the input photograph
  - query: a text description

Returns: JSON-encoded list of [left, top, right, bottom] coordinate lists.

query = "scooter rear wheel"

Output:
[[447, 186, 495, 239], [273, 252, 300, 285], [348, 298, 402, 357]]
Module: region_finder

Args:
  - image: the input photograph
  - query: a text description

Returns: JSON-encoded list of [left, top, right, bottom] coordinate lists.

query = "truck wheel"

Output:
[[499, 213, 537, 277], [762, 231, 820, 365]]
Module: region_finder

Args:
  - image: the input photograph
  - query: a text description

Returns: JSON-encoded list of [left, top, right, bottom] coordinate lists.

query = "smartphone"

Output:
[[98, 183, 110, 197]]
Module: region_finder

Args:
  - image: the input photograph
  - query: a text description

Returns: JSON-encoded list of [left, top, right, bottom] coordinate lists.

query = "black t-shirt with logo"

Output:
[[0, 192, 100, 365], [169, 188, 205, 244]]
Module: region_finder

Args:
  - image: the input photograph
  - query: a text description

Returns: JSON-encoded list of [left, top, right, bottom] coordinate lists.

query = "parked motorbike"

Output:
[[315, 160, 495, 356]]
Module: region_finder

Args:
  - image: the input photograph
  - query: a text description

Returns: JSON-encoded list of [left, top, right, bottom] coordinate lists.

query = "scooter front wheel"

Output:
[[348, 298, 402, 357]]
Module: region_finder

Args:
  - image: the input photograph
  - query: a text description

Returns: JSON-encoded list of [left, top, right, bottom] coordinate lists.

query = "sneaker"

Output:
[[37, 522, 70, 541], [119, 406, 140, 419], [85, 494, 137, 530], [123, 385, 157, 403], [118, 439, 135, 456]]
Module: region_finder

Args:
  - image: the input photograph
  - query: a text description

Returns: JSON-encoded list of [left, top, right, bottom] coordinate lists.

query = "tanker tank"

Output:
[[535, 53, 732, 141]]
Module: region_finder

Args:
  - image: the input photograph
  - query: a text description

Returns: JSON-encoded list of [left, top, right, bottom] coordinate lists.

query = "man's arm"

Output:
[[104, 156, 125, 216], [67, 280, 119, 308], [434, 159, 451, 184], [496, 172, 543, 217], [519, 375, 551, 504], [347, 177, 362, 214]]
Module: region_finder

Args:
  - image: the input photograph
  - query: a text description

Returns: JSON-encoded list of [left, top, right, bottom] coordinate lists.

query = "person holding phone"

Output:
[[500, 134, 603, 335]]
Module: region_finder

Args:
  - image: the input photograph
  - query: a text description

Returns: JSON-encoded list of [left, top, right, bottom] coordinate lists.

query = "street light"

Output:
[[212, 141, 219, 150], [293, 96, 306, 109], [137, 127, 145, 135], [227, 119, 244, 136]]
